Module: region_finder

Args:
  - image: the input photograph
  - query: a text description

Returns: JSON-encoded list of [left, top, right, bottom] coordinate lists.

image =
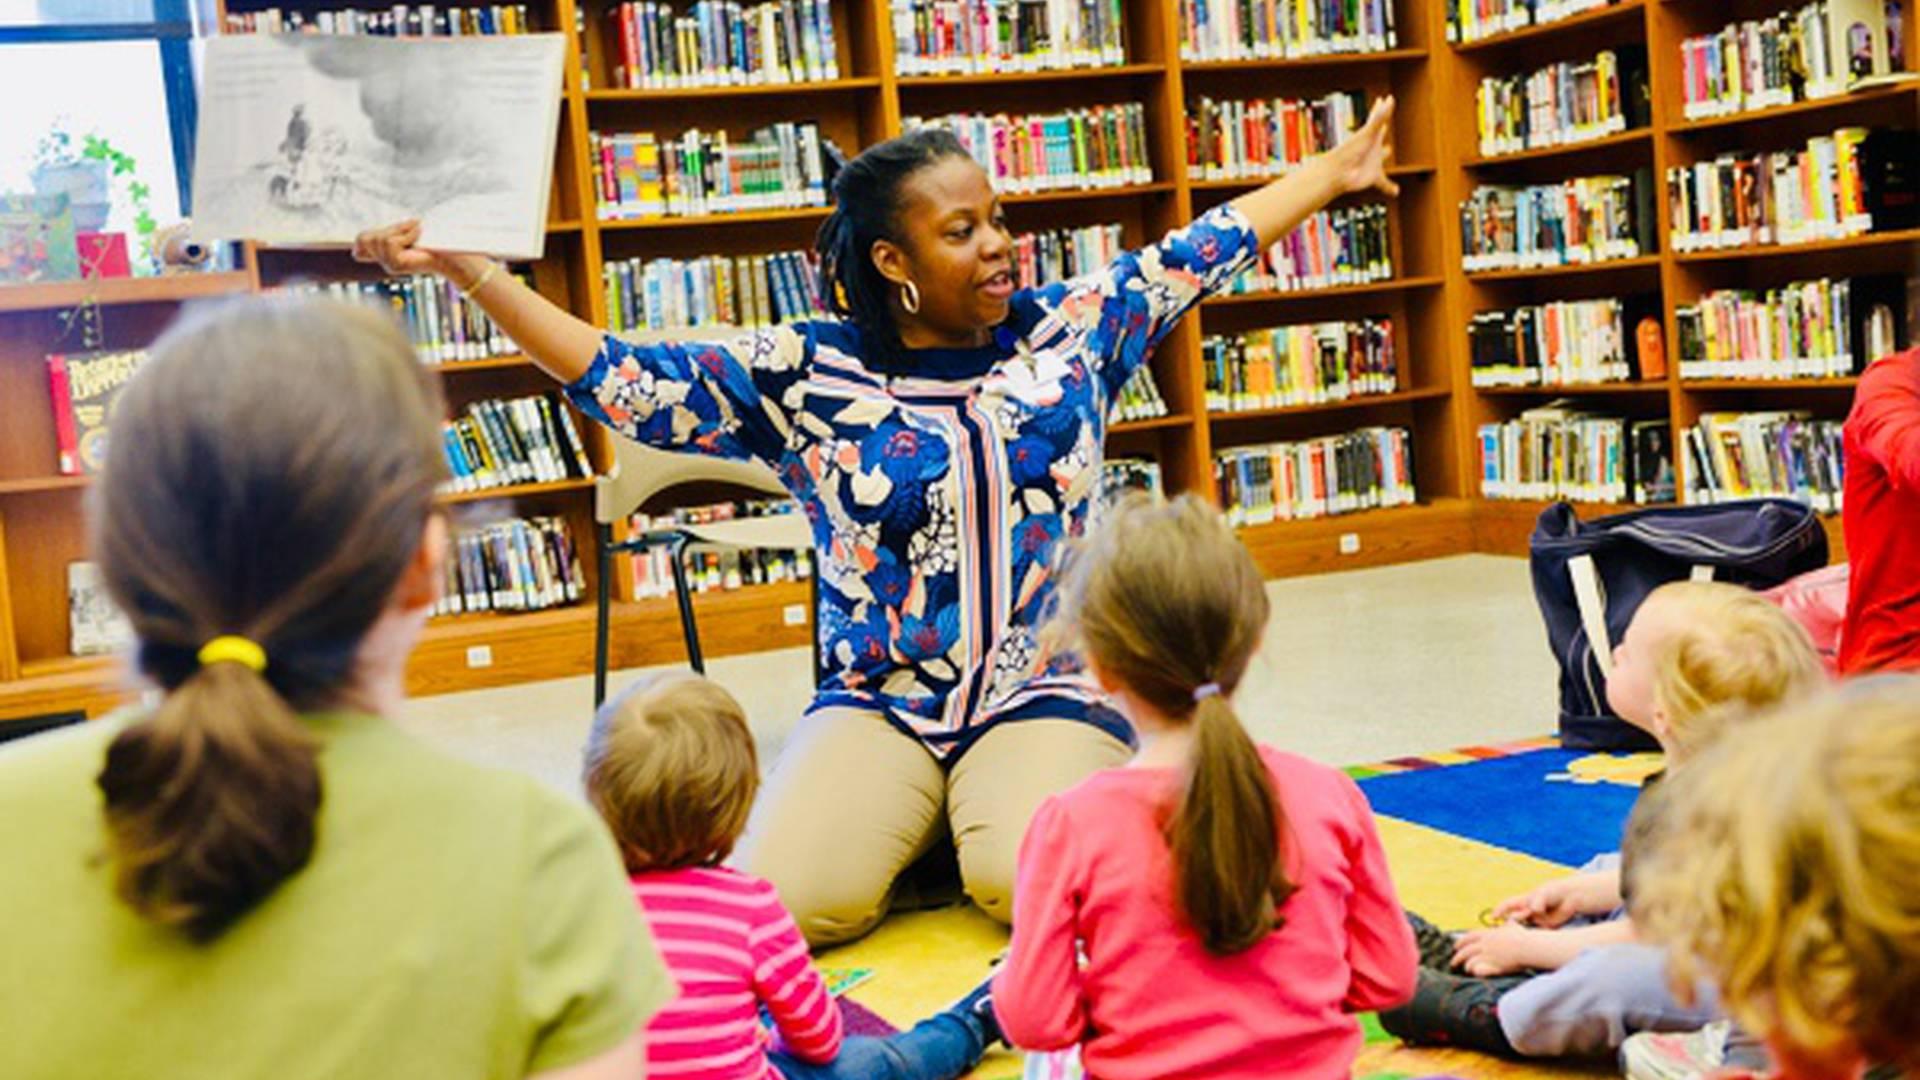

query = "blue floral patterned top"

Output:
[[567, 205, 1260, 760]]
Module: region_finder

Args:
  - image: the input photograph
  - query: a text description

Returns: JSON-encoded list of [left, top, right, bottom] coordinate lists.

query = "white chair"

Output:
[[589, 351, 816, 707]]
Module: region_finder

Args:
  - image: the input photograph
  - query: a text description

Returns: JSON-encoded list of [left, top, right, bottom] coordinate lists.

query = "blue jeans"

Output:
[[768, 1006, 988, 1080]]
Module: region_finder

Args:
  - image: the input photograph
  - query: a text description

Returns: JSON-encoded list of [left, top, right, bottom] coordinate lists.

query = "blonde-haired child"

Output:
[[992, 494, 1419, 1079], [1383, 581, 1827, 1057], [583, 672, 1000, 1080], [1629, 679, 1920, 1080]]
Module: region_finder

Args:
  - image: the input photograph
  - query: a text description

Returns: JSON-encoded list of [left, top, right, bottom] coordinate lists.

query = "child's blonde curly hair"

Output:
[[1629, 679, 1920, 1074], [1645, 581, 1825, 761]]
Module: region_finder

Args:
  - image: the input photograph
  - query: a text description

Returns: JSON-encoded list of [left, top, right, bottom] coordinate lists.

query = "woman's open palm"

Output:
[[1336, 97, 1399, 198]]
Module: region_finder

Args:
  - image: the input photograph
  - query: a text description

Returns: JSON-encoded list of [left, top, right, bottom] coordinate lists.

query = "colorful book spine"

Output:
[[1475, 47, 1645, 157], [607, 1, 839, 89], [439, 393, 594, 494], [1678, 3, 1906, 119], [434, 515, 586, 617], [1478, 405, 1631, 503], [1681, 412, 1845, 513], [275, 275, 524, 365], [1214, 426, 1415, 525], [603, 249, 825, 332], [1114, 367, 1171, 423], [1461, 171, 1650, 271], [904, 105, 1153, 193], [892, 0, 1127, 75], [1219, 205, 1393, 293], [1676, 278, 1861, 380], [1469, 299, 1632, 387], [627, 498, 813, 599], [592, 123, 827, 219], [1446, 0, 1615, 45], [1179, 0, 1397, 61], [226, 5, 533, 34], [1098, 457, 1164, 511], [1012, 223, 1124, 287], [1665, 128, 1876, 252], [1186, 90, 1364, 180], [1202, 317, 1397, 412]]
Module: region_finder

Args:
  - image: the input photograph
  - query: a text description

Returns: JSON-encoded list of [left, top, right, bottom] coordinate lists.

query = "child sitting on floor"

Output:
[[992, 494, 1419, 1079], [1381, 581, 1826, 1058], [583, 672, 1000, 1080], [1628, 679, 1920, 1080]]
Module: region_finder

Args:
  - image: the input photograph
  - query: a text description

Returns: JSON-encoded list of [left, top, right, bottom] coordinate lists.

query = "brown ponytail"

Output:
[[90, 297, 447, 941], [1050, 494, 1292, 955]]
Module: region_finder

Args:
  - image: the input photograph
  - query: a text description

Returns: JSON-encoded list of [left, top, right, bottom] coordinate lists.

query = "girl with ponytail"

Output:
[[993, 495, 1419, 1079], [0, 298, 670, 1080], [355, 100, 1399, 946]]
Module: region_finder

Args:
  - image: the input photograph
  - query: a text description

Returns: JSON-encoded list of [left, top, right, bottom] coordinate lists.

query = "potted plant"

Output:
[[31, 127, 111, 233]]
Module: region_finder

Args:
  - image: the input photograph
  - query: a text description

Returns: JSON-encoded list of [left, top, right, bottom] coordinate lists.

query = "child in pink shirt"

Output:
[[993, 494, 1419, 1080], [584, 672, 1001, 1080]]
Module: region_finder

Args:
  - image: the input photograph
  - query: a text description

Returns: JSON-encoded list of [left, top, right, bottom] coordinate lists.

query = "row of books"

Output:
[[906, 105, 1154, 195], [441, 394, 595, 495], [1220, 205, 1395, 294], [435, 516, 586, 616], [1683, 413, 1844, 513], [1185, 90, 1364, 181], [1475, 48, 1647, 158], [591, 124, 828, 221], [279, 276, 523, 365], [1460, 171, 1652, 273], [603, 250, 825, 333], [605, 1, 839, 89], [224, 5, 534, 34], [1202, 318, 1398, 413], [1445, 0, 1616, 45], [1098, 458, 1165, 511], [890, 0, 1129, 75], [1478, 407, 1674, 504], [1215, 427, 1416, 525], [1664, 128, 1907, 253], [1013, 223, 1123, 288], [1469, 299, 1634, 388], [1178, 0, 1398, 62], [1114, 368, 1171, 423], [628, 500, 813, 599], [1680, 2, 1904, 119], [1675, 276, 1897, 381]]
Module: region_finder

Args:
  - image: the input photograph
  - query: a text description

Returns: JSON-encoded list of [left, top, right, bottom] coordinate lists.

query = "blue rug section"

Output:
[[1357, 748, 1640, 868]]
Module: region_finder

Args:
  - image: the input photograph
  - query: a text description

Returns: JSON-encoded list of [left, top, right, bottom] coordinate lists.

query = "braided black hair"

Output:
[[815, 128, 972, 375]]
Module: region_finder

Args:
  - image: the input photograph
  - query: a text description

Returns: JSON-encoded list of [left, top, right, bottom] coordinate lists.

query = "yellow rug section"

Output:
[[819, 816, 1606, 1079]]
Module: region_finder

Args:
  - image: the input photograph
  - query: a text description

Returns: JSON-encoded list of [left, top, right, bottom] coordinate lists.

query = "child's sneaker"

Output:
[[1620, 1022, 1772, 1080], [1377, 967, 1526, 1056], [1406, 910, 1458, 971]]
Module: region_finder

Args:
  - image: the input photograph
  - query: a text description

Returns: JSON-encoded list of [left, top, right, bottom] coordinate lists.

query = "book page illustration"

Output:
[[192, 33, 564, 259]]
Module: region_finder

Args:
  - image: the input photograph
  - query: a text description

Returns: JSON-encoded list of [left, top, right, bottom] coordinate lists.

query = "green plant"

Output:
[[80, 134, 157, 268], [33, 127, 78, 172]]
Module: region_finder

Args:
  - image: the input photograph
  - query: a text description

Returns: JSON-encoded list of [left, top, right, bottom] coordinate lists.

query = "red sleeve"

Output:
[[1336, 774, 1419, 1012], [1849, 354, 1920, 494], [749, 883, 843, 1064], [991, 796, 1089, 1051]]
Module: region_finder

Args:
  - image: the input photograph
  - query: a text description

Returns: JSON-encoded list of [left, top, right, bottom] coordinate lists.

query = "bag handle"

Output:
[[1569, 554, 1613, 679]]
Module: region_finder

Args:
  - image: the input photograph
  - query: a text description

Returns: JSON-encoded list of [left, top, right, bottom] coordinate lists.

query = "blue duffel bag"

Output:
[[1530, 499, 1830, 750]]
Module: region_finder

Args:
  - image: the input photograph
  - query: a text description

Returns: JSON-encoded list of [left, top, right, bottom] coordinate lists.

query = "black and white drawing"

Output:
[[192, 33, 565, 259]]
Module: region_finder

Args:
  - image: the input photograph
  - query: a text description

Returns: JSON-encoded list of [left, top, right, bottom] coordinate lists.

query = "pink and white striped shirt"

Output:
[[632, 866, 842, 1080]]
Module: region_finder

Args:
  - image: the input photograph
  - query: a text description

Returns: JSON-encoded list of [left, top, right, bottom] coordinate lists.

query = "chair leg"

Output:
[[594, 522, 615, 708], [669, 536, 705, 674]]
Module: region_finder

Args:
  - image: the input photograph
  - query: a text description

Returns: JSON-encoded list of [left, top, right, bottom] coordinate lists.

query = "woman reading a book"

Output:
[[353, 98, 1399, 946]]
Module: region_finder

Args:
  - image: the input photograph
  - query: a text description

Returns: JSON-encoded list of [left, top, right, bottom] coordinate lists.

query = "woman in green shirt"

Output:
[[0, 298, 672, 1079]]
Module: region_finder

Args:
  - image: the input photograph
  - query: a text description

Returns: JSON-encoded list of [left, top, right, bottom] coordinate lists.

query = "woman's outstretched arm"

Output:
[[1230, 96, 1400, 249], [353, 221, 602, 385]]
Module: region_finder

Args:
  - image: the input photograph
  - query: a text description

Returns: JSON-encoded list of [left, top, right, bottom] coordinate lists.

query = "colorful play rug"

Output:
[[816, 737, 1664, 1080]]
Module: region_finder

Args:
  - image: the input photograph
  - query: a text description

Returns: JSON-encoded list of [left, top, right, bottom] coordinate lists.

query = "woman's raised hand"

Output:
[[351, 219, 484, 281], [1333, 97, 1399, 199]]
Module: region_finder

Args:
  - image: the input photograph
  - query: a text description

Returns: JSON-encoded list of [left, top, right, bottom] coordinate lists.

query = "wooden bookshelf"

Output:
[[1, 0, 1908, 725]]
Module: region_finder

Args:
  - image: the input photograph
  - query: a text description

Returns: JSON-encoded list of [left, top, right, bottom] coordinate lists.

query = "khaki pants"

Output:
[[733, 709, 1131, 946]]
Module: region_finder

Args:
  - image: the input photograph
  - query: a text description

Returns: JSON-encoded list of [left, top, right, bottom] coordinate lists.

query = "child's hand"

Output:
[[1451, 925, 1550, 977], [1491, 872, 1616, 928]]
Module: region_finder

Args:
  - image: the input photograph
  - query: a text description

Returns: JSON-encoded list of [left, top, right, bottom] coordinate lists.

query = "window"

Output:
[[0, 0, 199, 233]]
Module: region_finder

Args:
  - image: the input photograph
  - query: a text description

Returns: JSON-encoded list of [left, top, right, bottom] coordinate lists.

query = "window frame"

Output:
[[0, 0, 200, 214]]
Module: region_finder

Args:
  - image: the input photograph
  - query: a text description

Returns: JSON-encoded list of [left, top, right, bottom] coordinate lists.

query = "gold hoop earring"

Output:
[[900, 280, 921, 315]]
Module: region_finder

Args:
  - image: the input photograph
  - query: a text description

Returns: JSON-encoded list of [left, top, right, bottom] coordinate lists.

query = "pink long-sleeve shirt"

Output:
[[994, 746, 1418, 1080], [632, 866, 842, 1080]]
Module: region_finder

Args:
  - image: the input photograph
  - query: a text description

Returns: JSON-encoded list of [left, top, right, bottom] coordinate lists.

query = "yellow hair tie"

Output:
[[198, 635, 267, 673]]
